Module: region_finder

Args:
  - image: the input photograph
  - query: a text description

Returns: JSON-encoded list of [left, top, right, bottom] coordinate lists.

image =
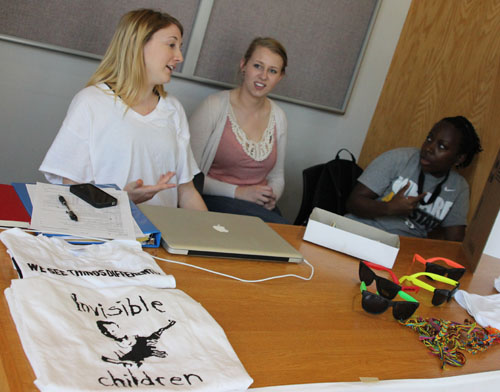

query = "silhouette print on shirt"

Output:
[[96, 319, 176, 367]]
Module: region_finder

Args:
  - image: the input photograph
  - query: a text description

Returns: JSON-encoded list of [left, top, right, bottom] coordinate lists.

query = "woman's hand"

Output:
[[346, 182, 425, 219], [235, 185, 276, 207], [263, 197, 277, 210], [124, 172, 176, 204], [386, 182, 427, 216]]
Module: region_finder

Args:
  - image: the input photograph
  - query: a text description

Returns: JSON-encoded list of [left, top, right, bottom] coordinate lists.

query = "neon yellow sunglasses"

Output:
[[399, 272, 459, 306]]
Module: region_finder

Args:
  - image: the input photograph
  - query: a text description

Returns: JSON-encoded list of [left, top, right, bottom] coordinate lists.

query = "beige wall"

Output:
[[359, 0, 500, 222], [0, 0, 411, 222]]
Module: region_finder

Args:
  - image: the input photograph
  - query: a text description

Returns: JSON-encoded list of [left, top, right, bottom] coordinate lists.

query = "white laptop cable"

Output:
[[151, 255, 315, 283]]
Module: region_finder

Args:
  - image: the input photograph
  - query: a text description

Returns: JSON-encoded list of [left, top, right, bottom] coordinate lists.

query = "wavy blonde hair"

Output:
[[87, 9, 183, 107]]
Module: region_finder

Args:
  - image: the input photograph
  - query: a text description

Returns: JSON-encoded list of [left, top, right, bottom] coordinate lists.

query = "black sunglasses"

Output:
[[360, 282, 419, 321], [413, 254, 466, 281], [359, 261, 401, 299], [430, 285, 460, 306]]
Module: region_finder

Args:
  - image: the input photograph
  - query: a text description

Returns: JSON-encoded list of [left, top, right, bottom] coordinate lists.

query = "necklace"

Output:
[[228, 103, 275, 162], [418, 169, 450, 205]]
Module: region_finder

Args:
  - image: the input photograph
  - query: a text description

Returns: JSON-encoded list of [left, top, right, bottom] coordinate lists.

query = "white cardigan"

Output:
[[188, 90, 287, 199]]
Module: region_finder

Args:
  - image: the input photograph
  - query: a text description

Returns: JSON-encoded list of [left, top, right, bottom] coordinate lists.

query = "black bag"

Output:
[[294, 149, 363, 226], [311, 148, 363, 217]]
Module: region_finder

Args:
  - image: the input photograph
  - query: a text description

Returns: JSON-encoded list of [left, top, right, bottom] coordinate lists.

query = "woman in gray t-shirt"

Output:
[[345, 116, 482, 241]]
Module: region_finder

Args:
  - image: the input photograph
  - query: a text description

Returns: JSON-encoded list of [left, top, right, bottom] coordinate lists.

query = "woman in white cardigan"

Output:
[[189, 37, 289, 223]]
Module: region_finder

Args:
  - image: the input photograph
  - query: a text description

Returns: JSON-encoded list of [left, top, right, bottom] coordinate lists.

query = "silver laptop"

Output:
[[138, 205, 303, 263]]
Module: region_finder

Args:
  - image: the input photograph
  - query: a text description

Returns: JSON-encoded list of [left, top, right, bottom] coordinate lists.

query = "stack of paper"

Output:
[[10, 183, 161, 247], [30, 182, 136, 241]]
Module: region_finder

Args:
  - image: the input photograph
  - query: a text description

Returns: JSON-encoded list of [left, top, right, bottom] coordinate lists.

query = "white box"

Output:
[[303, 208, 400, 269]]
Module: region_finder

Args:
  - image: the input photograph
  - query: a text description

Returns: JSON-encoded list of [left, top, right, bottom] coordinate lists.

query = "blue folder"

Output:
[[11, 182, 160, 247]]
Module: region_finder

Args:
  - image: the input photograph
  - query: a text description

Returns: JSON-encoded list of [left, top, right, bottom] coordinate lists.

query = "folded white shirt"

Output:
[[6, 275, 253, 392], [0, 228, 175, 288]]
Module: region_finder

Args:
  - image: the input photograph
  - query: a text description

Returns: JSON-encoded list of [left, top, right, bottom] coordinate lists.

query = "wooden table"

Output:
[[1, 224, 500, 390]]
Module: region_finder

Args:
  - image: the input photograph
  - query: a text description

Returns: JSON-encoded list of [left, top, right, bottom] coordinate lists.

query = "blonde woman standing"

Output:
[[189, 37, 288, 223], [40, 9, 206, 209]]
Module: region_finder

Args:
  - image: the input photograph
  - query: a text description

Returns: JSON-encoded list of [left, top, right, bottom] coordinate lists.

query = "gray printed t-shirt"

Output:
[[345, 147, 469, 238]]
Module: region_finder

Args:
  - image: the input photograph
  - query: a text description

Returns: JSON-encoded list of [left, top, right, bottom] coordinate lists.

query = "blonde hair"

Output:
[[242, 37, 288, 74], [87, 9, 183, 107]]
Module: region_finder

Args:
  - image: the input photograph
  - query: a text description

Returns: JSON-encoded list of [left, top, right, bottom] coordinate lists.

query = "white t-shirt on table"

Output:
[[0, 228, 176, 289], [6, 276, 253, 392]]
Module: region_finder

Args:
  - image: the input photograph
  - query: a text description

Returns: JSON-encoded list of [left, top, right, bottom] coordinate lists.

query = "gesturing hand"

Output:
[[124, 172, 176, 204], [387, 182, 426, 216], [235, 184, 276, 207]]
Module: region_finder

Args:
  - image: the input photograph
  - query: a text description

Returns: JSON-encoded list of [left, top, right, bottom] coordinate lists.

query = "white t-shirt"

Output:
[[39, 84, 199, 207], [0, 228, 176, 289], [6, 276, 253, 392]]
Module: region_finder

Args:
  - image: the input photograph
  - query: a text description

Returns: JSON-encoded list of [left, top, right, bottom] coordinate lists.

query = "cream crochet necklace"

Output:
[[228, 103, 275, 162]]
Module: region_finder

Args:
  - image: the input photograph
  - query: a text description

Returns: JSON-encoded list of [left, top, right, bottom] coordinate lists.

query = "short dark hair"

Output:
[[441, 116, 482, 168]]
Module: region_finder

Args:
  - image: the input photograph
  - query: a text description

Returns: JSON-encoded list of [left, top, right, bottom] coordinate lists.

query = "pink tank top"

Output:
[[208, 116, 277, 186]]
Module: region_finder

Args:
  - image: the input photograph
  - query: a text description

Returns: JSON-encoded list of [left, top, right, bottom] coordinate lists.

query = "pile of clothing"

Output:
[[1, 228, 253, 392]]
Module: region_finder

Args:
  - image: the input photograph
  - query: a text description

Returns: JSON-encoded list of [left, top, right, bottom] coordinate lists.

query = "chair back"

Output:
[[294, 149, 363, 225]]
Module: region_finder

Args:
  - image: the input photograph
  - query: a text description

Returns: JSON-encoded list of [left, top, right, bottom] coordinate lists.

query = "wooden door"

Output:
[[359, 0, 500, 222]]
